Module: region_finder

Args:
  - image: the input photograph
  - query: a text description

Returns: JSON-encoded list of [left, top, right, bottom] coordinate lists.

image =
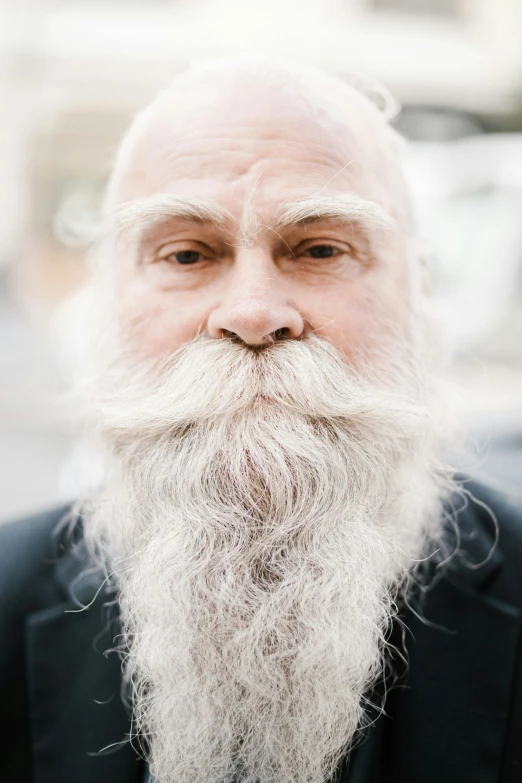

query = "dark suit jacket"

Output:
[[1, 480, 522, 783]]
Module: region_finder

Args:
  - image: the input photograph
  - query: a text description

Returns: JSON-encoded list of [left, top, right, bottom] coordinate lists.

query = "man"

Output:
[[1, 58, 522, 783]]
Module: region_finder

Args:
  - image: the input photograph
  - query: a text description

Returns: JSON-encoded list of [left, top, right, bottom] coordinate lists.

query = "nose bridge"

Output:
[[230, 248, 278, 304], [207, 246, 304, 345]]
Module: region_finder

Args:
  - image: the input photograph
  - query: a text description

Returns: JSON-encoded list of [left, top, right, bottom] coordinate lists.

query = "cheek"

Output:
[[306, 270, 409, 363], [117, 281, 209, 359]]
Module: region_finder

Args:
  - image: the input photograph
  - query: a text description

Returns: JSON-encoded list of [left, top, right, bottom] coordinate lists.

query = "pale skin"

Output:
[[106, 69, 410, 363]]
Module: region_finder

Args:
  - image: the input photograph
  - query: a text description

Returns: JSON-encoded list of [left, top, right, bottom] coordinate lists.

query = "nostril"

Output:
[[218, 328, 291, 347], [221, 329, 245, 344], [273, 328, 291, 340]]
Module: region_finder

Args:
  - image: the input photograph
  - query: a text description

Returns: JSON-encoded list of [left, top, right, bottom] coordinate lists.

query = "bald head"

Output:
[[105, 59, 410, 222]]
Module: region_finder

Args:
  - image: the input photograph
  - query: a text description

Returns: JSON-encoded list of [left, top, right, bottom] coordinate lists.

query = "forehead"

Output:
[[110, 75, 394, 223]]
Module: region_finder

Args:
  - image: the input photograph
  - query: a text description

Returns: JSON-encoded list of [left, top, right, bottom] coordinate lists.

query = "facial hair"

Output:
[[82, 333, 452, 783]]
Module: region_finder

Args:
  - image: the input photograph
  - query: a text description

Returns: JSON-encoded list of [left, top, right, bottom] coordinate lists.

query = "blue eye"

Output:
[[305, 245, 337, 259], [168, 250, 202, 265]]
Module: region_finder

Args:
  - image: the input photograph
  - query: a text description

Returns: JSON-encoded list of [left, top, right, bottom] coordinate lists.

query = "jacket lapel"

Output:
[[380, 578, 522, 783], [375, 499, 522, 783], [25, 542, 144, 783]]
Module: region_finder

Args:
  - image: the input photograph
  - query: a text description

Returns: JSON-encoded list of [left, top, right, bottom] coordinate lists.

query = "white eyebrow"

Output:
[[273, 195, 396, 234], [106, 192, 395, 248], [108, 194, 233, 243]]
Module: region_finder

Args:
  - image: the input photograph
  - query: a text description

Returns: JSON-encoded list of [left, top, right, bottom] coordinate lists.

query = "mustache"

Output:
[[87, 333, 429, 441]]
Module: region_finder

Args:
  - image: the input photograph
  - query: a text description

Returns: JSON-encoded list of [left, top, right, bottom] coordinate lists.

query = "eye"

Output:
[[165, 250, 203, 265], [302, 244, 340, 259]]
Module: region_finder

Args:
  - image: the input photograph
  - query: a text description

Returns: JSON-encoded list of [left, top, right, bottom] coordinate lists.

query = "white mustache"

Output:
[[88, 333, 431, 444]]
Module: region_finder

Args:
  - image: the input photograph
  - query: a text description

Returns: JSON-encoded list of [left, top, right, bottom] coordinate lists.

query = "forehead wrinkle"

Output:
[[158, 146, 348, 186], [137, 129, 351, 193]]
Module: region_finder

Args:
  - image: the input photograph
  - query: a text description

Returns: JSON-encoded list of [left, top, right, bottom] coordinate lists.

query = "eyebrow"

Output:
[[109, 195, 233, 243], [108, 192, 395, 246], [272, 195, 396, 234]]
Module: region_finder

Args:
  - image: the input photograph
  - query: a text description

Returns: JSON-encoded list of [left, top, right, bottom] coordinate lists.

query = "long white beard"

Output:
[[82, 334, 451, 783]]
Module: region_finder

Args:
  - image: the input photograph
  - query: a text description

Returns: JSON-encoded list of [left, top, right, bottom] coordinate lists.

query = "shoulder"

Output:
[[0, 505, 73, 615], [0, 506, 80, 773]]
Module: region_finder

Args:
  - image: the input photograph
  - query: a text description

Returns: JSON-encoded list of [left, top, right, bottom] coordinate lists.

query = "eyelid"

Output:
[[156, 239, 214, 260], [294, 239, 354, 255]]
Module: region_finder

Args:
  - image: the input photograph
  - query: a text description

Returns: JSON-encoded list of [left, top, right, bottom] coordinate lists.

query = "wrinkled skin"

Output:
[[106, 65, 410, 363]]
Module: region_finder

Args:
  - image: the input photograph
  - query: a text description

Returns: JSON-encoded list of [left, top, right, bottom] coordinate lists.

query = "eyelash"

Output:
[[159, 243, 350, 266]]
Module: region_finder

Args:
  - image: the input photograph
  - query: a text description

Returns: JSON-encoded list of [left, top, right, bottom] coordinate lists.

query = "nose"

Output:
[[207, 267, 304, 347]]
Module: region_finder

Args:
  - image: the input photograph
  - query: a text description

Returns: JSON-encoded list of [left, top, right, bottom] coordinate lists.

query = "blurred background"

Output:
[[1, 0, 522, 522]]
